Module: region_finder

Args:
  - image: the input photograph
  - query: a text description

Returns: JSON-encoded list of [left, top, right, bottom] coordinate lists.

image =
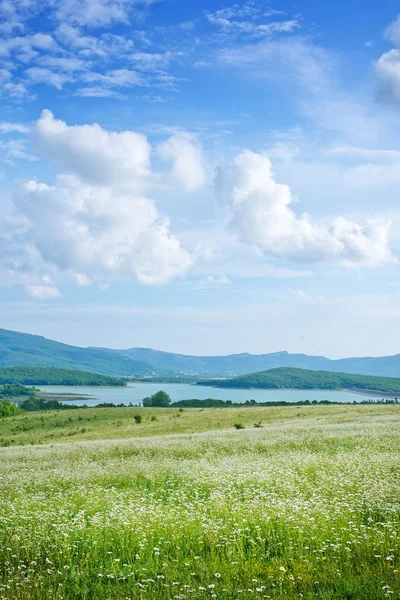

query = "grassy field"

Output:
[[0, 405, 399, 599]]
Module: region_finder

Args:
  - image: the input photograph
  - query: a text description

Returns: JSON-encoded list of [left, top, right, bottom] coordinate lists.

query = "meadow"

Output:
[[0, 405, 399, 599]]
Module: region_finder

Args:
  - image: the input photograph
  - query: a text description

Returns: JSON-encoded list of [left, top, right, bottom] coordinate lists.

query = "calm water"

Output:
[[38, 383, 377, 406]]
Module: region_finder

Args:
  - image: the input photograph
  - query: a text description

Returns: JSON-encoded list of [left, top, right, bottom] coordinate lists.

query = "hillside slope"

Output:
[[0, 329, 158, 377], [200, 367, 400, 394], [0, 366, 125, 386], [98, 347, 400, 378]]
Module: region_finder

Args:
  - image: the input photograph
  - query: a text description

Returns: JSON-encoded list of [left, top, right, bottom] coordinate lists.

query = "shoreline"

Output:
[[197, 384, 399, 398]]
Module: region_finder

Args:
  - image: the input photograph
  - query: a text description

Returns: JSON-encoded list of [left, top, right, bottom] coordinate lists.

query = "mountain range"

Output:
[[98, 346, 400, 378], [1, 327, 400, 378]]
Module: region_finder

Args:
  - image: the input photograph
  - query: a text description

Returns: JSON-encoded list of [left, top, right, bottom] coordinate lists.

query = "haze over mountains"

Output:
[[1, 328, 399, 379], [105, 347, 400, 377]]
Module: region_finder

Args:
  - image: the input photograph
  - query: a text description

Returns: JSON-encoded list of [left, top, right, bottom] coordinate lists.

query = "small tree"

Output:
[[143, 390, 171, 407]]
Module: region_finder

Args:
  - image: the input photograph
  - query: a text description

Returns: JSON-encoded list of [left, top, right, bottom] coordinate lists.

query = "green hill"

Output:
[[0, 366, 126, 386], [200, 367, 400, 394], [0, 329, 159, 377]]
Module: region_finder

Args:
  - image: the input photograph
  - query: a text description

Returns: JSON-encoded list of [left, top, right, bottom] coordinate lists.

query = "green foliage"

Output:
[[172, 398, 233, 408], [234, 422, 244, 429], [0, 399, 21, 417], [0, 366, 126, 386], [133, 414, 142, 424], [20, 396, 78, 412], [202, 367, 400, 394], [142, 390, 172, 407], [0, 383, 37, 397]]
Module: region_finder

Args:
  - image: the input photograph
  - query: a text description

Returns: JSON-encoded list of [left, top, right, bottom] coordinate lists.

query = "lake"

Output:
[[37, 382, 379, 406]]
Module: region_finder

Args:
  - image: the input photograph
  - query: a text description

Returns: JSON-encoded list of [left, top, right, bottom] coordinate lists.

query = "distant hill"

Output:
[[200, 367, 400, 395], [95, 347, 400, 378], [0, 329, 159, 377], [0, 366, 125, 386], [3, 327, 400, 380]]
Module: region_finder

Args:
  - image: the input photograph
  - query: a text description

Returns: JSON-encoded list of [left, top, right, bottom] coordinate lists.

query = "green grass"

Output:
[[0, 405, 399, 599]]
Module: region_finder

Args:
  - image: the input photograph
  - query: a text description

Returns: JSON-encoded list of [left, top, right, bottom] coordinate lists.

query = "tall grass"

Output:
[[0, 409, 399, 599]]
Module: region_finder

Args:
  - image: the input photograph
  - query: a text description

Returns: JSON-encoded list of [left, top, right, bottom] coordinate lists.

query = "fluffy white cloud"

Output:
[[215, 150, 395, 267], [33, 109, 151, 186], [157, 133, 207, 192], [0, 110, 201, 291], [12, 177, 193, 285]]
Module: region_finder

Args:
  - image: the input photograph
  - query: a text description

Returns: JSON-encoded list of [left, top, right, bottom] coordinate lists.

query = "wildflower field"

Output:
[[0, 405, 399, 599]]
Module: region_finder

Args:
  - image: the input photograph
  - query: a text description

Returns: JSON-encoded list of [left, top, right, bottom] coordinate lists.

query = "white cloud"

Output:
[[0, 138, 36, 162], [33, 109, 151, 186], [74, 86, 124, 98], [26, 67, 75, 89], [10, 176, 193, 286], [215, 150, 395, 267], [376, 49, 400, 102], [384, 15, 400, 46], [0, 33, 58, 61], [51, 0, 153, 28], [36, 56, 88, 72], [83, 68, 145, 88], [1, 110, 198, 288], [0, 121, 29, 134], [157, 133, 207, 192], [205, 2, 299, 38], [24, 285, 62, 299]]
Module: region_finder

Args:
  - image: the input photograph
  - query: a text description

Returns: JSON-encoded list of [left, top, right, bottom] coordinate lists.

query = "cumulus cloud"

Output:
[[33, 109, 151, 186], [0, 110, 204, 291], [215, 150, 395, 267], [11, 177, 193, 285], [157, 133, 207, 192]]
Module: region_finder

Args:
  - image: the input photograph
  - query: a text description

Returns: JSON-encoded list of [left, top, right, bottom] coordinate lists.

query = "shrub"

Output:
[[254, 421, 263, 428], [234, 422, 244, 430], [0, 400, 21, 418], [134, 414, 142, 424]]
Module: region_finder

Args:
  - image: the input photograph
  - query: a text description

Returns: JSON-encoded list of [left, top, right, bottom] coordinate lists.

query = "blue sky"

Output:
[[1, 0, 400, 358]]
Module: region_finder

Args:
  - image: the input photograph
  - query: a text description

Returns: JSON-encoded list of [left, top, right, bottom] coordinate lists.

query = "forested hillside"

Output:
[[0, 329, 158, 377], [200, 367, 400, 394], [0, 367, 126, 386]]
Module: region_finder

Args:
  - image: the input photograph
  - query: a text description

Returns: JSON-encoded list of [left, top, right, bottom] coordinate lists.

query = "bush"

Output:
[[0, 400, 22, 417], [150, 415, 157, 422], [234, 422, 244, 430], [134, 414, 142, 424], [142, 390, 171, 407], [20, 396, 76, 412], [254, 421, 263, 428]]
